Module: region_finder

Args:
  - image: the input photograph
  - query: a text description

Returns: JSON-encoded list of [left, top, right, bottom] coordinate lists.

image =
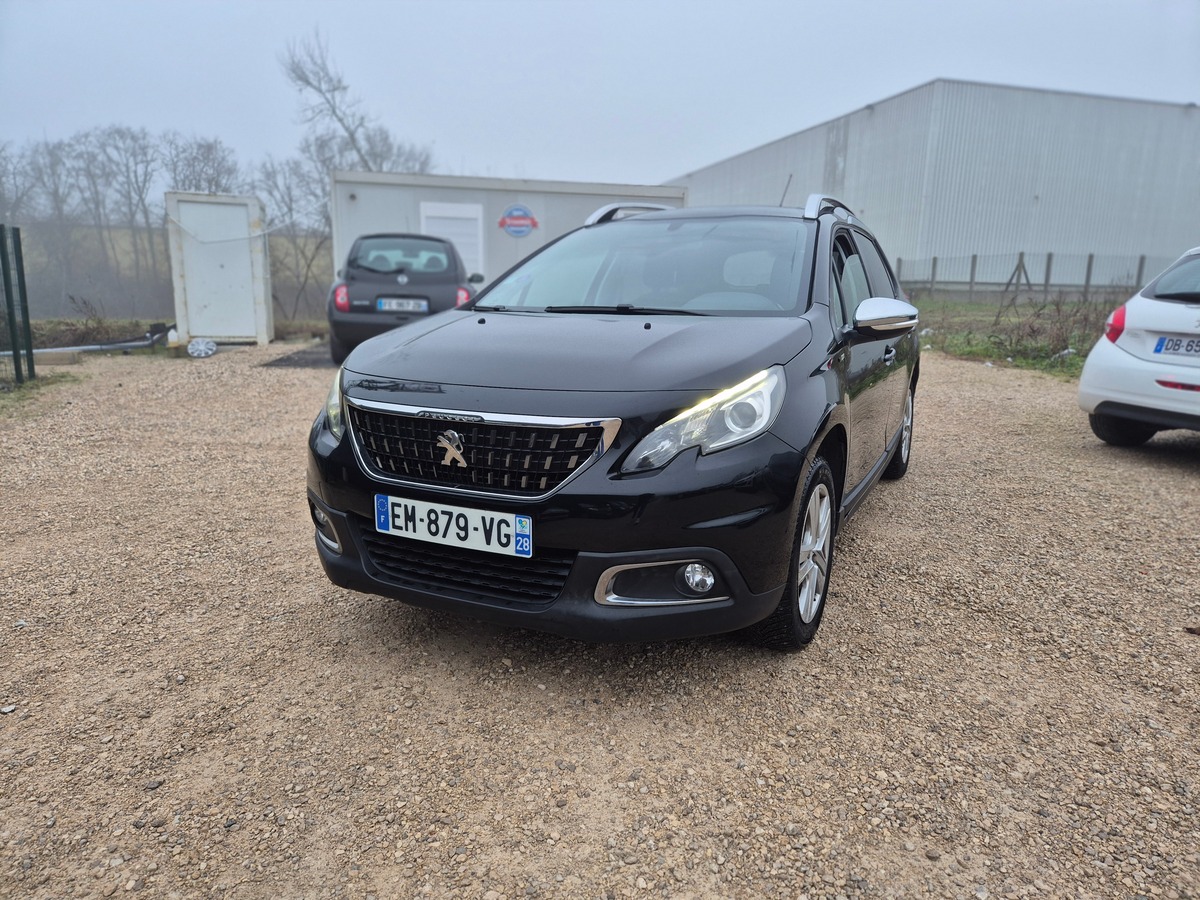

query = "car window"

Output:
[[486, 245, 611, 308], [1148, 256, 1200, 300], [351, 237, 454, 275], [853, 231, 899, 299], [831, 233, 870, 322], [476, 217, 812, 316]]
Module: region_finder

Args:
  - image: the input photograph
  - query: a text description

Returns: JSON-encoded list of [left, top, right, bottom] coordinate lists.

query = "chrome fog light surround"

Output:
[[310, 501, 343, 554], [595, 560, 729, 607]]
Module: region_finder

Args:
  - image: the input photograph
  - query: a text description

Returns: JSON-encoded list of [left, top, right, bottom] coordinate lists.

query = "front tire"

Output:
[[1088, 412, 1156, 447], [754, 457, 837, 651], [882, 384, 914, 480]]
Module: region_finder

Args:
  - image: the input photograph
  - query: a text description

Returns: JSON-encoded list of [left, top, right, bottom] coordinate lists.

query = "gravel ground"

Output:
[[1, 343, 1197, 899]]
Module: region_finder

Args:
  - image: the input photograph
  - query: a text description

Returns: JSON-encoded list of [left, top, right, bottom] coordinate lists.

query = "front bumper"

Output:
[[307, 419, 804, 642], [328, 309, 435, 348]]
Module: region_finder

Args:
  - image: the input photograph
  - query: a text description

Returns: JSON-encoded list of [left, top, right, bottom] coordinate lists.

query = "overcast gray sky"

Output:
[[2, 0, 1198, 186]]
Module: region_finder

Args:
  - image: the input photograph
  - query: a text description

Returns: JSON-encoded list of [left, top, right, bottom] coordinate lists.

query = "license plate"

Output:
[[1153, 336, 1200, 357], [377, 298, 429, 313], [374, 494, 532, 558]]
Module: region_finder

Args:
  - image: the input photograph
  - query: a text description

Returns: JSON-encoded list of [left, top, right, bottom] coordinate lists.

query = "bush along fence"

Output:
[[895, 250, 1176, 305], [1, 224, 36, 388]]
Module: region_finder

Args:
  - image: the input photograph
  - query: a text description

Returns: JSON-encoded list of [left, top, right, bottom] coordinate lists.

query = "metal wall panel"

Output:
[[668, 80, 1200, 272]]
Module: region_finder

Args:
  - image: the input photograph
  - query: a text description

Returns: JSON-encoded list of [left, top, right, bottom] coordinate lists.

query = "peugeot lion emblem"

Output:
[[436, 430, 468, 468]]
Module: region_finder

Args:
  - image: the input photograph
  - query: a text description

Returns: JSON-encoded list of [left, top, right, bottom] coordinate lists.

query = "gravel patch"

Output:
[[1, 344, 1197, 898]]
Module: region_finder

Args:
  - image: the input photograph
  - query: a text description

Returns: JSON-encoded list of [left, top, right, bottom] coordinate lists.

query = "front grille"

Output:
[[359, 525, 575, 608], [348, 405, 614, 497]]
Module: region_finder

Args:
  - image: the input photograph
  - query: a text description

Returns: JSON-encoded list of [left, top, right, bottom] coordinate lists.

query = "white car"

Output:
[[1079, 247, 1200, 445]]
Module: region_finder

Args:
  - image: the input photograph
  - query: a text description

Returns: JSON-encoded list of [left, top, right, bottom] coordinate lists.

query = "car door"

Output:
[[852, 230, 911, 450], [830, 231, 892, 488]]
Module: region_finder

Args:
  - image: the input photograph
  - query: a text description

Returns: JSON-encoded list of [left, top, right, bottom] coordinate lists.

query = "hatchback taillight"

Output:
[[333, 284, 350, 312], [1104, 304, 1126, 343], [456, 287, 471, 307]]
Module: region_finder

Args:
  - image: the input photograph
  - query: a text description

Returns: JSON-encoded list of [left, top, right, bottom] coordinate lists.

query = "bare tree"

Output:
[[102, 125, 161, 289], [281, 30, 375, 170], [70, 129, 120, 280], [358, 124, 432, 174], [161, 131, 241, 194], [254, 154, 331, 321], [280, 29, 433, 175], [27, 138, 80, 304], [0, 141, 37, 223]]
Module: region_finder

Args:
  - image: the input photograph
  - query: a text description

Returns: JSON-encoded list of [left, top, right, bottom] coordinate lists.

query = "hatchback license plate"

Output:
[[377, 298, 429, 313], [1153, 336, 1200, 356], [374, 494, 532, 557]]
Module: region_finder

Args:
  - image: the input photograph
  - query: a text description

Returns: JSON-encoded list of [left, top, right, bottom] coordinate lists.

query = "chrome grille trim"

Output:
[[346, 399, 621, 500]]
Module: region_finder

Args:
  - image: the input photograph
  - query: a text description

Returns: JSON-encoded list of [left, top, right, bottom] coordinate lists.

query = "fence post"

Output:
[[1, 225, 25, 385], [13, 228, 34, 380], [1084, 253, 1094, 302], [1043, 253, 1053, 301], [1135, 255, 1146, 288], [968, 254, 977, 302], [930, 257, 938, 297]]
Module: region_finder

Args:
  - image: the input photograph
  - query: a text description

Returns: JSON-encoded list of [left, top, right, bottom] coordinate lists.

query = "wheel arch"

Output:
[[813, 423, 847, 514]]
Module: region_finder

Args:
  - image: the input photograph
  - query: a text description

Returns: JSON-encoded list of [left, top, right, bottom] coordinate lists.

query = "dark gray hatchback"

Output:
[[327, 233, 483, 364]]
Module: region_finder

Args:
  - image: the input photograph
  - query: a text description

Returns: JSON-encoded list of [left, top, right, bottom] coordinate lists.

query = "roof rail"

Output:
[[802, 193, 859, 223], [585, 203, 675, 226]]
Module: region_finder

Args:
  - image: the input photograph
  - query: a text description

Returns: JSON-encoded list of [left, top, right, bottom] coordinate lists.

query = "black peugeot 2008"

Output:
[[308, 197, 919, 650]]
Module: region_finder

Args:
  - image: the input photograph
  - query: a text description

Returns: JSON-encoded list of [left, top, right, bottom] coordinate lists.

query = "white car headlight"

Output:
[[622, 367, 785, 472], [325, 367, 345, 439]]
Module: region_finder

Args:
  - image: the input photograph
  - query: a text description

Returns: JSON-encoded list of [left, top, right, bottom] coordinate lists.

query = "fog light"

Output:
[[309, 501, 342, 554], [681, 563, 715, 594]]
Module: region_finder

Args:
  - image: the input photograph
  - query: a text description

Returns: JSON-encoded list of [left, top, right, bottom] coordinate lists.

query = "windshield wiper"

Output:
[[1152, 290, 1200, 300], [351, 261, 405, 274], [543, 304, 706, 316]]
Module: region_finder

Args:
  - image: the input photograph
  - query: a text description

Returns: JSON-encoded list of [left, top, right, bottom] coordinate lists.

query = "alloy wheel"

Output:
[[796, 482, 832, 623], [899, 392, 913, 463]]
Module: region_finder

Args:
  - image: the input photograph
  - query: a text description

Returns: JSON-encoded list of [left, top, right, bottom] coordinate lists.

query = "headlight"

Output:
[[325, 367, 345, 439], [622, 367, 785, 472]]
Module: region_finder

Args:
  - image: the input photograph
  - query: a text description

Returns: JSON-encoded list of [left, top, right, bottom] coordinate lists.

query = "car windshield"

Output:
[[1148, 255, 1200, 300], [350, 237, 453, 275], [475, 216, 813, 316]]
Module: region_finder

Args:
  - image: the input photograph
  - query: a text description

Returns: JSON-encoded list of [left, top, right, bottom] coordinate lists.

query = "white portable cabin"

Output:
[[165, 192, 273, 345], [330, 172, 687, 285]]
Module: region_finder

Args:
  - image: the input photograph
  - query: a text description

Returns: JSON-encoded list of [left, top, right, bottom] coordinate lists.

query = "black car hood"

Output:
[[345, 310, 813, 392]]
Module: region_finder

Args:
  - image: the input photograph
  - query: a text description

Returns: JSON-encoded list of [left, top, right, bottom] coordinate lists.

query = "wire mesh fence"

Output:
[[3, 214, 1179, 373], [10, 220, 331, 327], [895, 251, 1175, 306]]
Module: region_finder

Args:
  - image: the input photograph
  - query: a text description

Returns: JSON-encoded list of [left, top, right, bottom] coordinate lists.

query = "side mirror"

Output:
[[469, 273, 485, 284], [853, 297, 919, 338]]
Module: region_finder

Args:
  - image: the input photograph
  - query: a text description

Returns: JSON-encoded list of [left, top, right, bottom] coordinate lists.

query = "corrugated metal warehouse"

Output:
[[670, 79, 1200, 288]]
